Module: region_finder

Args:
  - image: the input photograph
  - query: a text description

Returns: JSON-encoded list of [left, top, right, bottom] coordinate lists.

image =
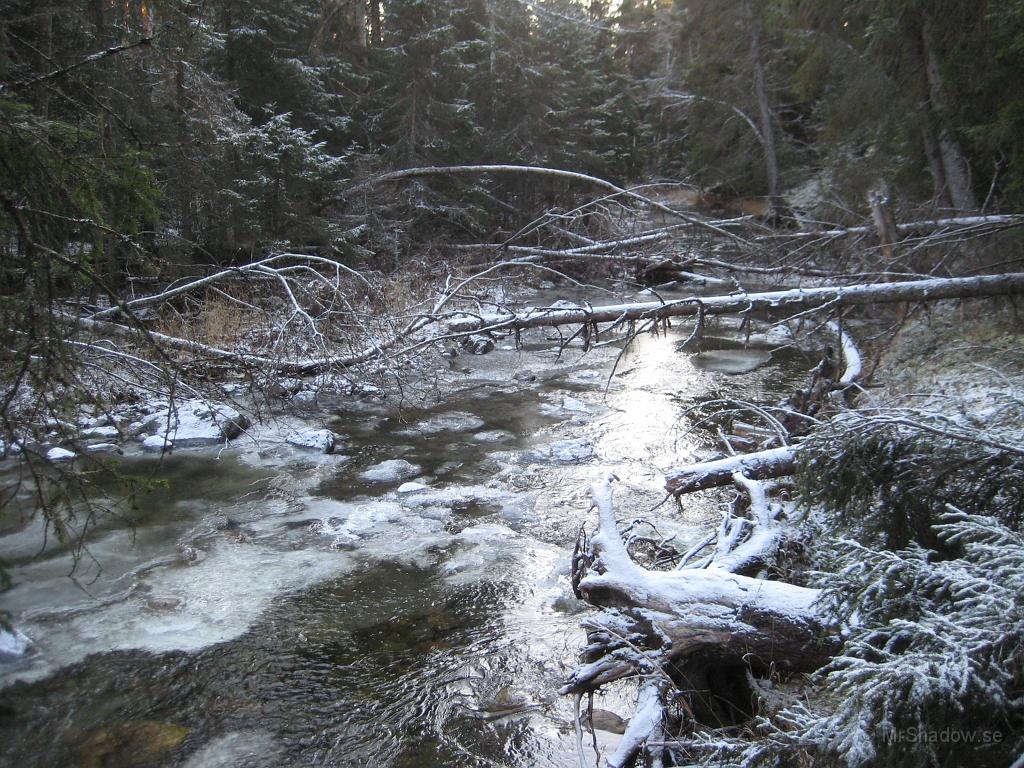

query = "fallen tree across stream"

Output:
[[447, 272, 1024, 334]]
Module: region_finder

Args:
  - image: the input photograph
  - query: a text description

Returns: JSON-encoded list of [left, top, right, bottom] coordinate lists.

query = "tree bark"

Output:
[[921, 13, 977, 211], [664, 446, 798, 496], [446, 272, 1024, 334], [748, 0, 785, 220]]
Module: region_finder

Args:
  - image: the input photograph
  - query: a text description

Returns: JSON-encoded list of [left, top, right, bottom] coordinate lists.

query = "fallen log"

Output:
[[563, 475, 839, 749], [664, 445, 798, 496], [446, 272, 1024, 334]]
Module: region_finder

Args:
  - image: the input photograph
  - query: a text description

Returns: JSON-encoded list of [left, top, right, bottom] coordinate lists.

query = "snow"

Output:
[[359, 459, 421, 482], [80, 425, 120, 440], [0, 626, 31, 660], [140, 399, 250, 449], [45, 447, 76, 462], [396, 481, 429, 494], [141, 434, 171, 453], [285, 428, 336, 453], [85, 442, 121, 455], [473, 429, 514, 443]]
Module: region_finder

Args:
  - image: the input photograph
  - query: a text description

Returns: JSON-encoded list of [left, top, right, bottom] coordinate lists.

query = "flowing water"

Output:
[[0, 284, 818, 767]]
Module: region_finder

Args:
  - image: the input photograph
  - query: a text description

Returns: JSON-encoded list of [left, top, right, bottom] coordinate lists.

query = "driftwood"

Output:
[[664, 446, 797, 496], [563, 475, 838, 767], [447, 272, 1024, 334]]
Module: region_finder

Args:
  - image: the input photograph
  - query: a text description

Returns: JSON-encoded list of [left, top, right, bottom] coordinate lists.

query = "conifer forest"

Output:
[[1, 2, 1023, 767]]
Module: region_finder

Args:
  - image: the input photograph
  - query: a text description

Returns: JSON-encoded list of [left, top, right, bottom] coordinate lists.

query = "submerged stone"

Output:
[[692, 349, 772, 375]]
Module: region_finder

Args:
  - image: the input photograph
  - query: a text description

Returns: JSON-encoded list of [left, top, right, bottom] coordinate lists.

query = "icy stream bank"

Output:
[[0, 284, 816, 767]]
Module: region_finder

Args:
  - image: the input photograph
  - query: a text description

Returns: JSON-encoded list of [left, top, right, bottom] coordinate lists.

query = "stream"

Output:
[[0, 283, 818, 767]]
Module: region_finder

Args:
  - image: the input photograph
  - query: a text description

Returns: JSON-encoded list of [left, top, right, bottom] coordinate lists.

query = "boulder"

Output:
[[359, 459, 421, 482], [285, 428, 336, 453], [139, 399, 250, 449]]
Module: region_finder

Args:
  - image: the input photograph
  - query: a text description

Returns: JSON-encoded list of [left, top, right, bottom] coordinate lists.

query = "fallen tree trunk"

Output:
[[761, 213, 1024, 240], [446, 272, 1024, 334], [561, 475, 839, 696], [340, 163, 752, 244], [664, 445, 798, 496]]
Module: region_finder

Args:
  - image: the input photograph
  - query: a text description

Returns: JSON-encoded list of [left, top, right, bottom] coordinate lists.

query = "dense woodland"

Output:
[[4, 0, 1024, 269], [3, 2, 1024, 768]]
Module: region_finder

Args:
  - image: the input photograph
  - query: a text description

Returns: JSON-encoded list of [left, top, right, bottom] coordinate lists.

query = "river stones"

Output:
[[138, 399, 250, 450], [691, 348, 772, 375], [79, 720, 189, 768], [46, 446, 77, 462], [359, 459, 421, 482], [285, 428, 337, 453], [415, 411, 486, 434], [473, 429, 514, 443]]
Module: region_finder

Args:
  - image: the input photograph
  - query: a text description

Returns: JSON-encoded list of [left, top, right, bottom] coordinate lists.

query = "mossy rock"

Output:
[[79, 720, 189, 768]]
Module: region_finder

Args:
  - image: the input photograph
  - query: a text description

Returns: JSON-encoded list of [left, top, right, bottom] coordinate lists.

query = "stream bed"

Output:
[[0, 284, 818, 767]]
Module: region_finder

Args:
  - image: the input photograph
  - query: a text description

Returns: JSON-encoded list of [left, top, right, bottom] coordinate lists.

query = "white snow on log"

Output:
[[46, 447, 76, 462], [606, 680, 665, 768], [664, 445, 798, 495], [827, 320, 863, 385], [446, 273, 1024, 333], [359, 459, 421, 482], [586, 473, 823, 630]]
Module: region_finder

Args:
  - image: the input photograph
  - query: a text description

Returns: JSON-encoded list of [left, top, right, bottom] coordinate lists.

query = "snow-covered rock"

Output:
[[0, 626, 32, 661], [46, 447, 76, 462], [139, 399, 250, 449], [141, 434, 172, 453], [692, 349, 772, 375], [81, 425, 119, 440], [396, 481, 429, 494], [85, 443, 122, 455], [473, 429, 515, 443], [359, 459, 421, 482], [285, 428, 336, 453]]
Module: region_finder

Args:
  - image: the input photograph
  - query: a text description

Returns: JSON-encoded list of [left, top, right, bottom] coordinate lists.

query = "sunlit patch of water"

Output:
[[0, 285, 818, 767]]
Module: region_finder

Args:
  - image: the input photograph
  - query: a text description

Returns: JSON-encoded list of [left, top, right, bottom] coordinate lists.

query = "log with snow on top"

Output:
[[664, 445, 798, 496], [562, 474, 839, 766], [445, 272, 1024, 334]]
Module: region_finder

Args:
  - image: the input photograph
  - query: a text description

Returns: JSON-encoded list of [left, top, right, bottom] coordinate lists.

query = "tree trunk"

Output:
[[446, 272, 1024, 334], [664, 446, 798, 496], [921, 120, 953, 209], [748, 0, 785, 220], [868, 183, 899, 262], [921, 13, 977, 211]]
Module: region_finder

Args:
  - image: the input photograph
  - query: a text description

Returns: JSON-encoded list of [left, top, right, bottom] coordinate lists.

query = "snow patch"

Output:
[[359, 459, 421, 482]]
